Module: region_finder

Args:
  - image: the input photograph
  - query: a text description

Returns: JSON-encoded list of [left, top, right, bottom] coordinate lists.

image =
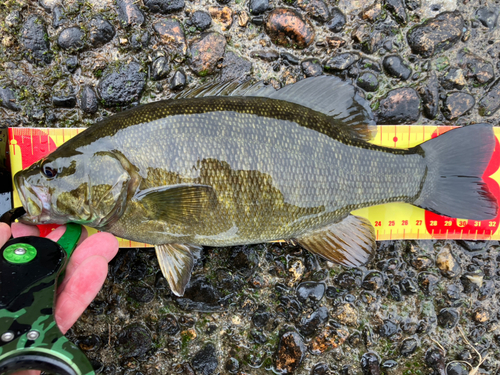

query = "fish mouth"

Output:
[[14, 173, 50, 223]]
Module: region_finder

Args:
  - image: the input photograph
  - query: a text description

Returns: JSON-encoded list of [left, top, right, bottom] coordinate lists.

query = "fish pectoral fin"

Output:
[[155, 243, 201, 296], [297, 215, 376, 268], [135, 184, 217, 225]]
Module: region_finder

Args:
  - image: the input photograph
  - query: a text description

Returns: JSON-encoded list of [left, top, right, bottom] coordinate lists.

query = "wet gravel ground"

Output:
[[2, 0, 500, 374]]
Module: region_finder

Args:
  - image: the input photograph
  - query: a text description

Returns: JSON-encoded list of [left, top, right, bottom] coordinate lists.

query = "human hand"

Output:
[[0, 222, 119, 375]]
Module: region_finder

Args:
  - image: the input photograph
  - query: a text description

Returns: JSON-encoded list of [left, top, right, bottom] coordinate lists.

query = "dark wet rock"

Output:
[[335, 272, 356, 290], [324, 53, 360, 72], [98, 62, 146, 107], [89, 16, 115, 47], [116, 324, 152, 358], [171, 70, 187, 90], [275, 331, 306, 374], [411, 255, 433, 270], [117, 0, 145, 26], [419, 72, 439, 119], [389, 284, 402, 301], [362, 271, 384, 291], [479, 280, 495, 301], [20, 15, 52, 65], [145, 0, 185, 13], [209, 6, 233, 30], [66, 56, 78, 73], [251, 50, 279, 61], [407, 11, 464, 58], [377, 88, 420, 124], [383, 55, 411, 80], [360, 352, 380, 375], [154, 18, 187, 56], [457, 240, 492, 252], [220, 52, 253, 82], [176, 276, 222, 311], [297, 0, 329, 23], [252, 310, 271, 328], [457, 50, 495, 85], [299, 307, 329, 336], [130, 31, 150, 50], [189, 32, 226, 77], [151, 56, 171, 80], [296, 282, 325, 303], [191, 11, 212, 30], [326, 8, 346, 33], [79, 86, 98, 114], [460, 271, 483, 293], [438, 308, 459, 329], [379, 320, 398, 337], [446, 284, 462, 300], [39, 0, 60, 11], [311, 363, 330, 375], [0, 88, 20, 111], [443, 92, 475, 120], [357, 72, 379, 92], [265, 8, 315, 49], [425, 348, 446, 374], [52, 95, 76, 108], [301, 59, 323, 77], [225, 358, 239, 373], [479, 78, 500, 116], [331, 302, 358, 327], [249, 0, 269, 15], [399, 277, 418, 294], [5, 10, 21, 29], [158, 314, 180, 335], [128, 286, 154, 303], [385, 0, 407, 24], [447, 363, 468, 375], [476, 7, 498, 29], [52, 5, 66, 28], [191, 343, 218, 375], [381, 360, 397, 371], [400, 338, 418, 356], [440, 68, 466, 90], [77, 334, 101, 352], [251, 15, 265, 25], [325, 36, 346, 50], [417, 272, 439, 294], [58, 27, 85, 50]]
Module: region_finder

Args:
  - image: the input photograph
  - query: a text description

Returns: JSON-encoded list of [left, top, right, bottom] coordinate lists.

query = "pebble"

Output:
[[299, 306, 329, 336], [158, 314, 181, 335], [311, 363, 331, 375], [381, 359, 398, 371], [460, 271, 483, 293], [357, 72, 379, 92], [252, 310, 271, 328], [447, 363, 469, 375], [151, 56, 170, 81], [309, 326, 349, 354], [297, 0, 329, 23], [407, 11, 464, 57], [383, 55, 412, 80], [116, 324, 152, 358], [473, 307, 490, 323], [437, 307, 459, 328], [436, 245, 461, 278], [5, 11, 21, 29], [0, 88, 20, 111], [176, 276, 222, 311], [209, 6, 233, 30], [275, 331, 306, 374], [191, 343, 218, 375], [400, 337, 418, 356], [360, 352, 380, 375], [296, 282, 325, 304], [225, 358, 240, 373], [425, 348, 446, 374], [457, 50, 494, 85], [189, 32, 226, 77], [191, 11, 212, 31], [361, 1, 383, 22], [476, 7, 498, 29], [128, 286, 154, 303], [220, 52, 252, 82], [66, 56, 78, 73], [52, 5, 66, 28], [440, 68, 466, 90], [376, 88, 421, 124], [443, 92, 475, 120], [419, 72, 439, 119], [20, 15, 52, 65], [89, 16, 115, 47], [385, 0, 407, 24], [399, 277, 418, 294], [153, 18, 187, 56], [417, 272, 439, 294], [335, 272, 357, 290], [58, 27, 85, 50], [361, 271, 385, 291], [52, 95, 76, 108], [330, 302, 358, 327], [117, 0, 145, 26], [326, 8, 346, 33], [80, 85, 98, 114], [77, 334, 101, 352], [479, 78, 500, 116], [324, 53, 360, 72], [301, 58, 323, 77], [144, 0, 185, 13], [130, 31, 150, 50], [251, 50, 279, 62], [446, 284, 462, 301], [379, 320, 398, 337], [171, 69, 187, 90], [97, 62, 146, 106], [249, 0, 269, 15], [265, 8, 315, 49]]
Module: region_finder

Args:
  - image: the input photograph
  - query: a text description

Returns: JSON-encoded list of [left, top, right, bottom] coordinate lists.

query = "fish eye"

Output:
[[42, 164, 58, 178]]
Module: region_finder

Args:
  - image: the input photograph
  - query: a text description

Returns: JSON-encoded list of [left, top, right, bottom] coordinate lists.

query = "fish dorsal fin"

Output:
[[174, 79, 276, 99], [156, 243, 201, 296], [134, 184, 218, 225], [297, 215, 376, 267]]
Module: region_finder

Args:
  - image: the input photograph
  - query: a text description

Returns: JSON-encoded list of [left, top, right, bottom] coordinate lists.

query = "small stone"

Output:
[[128, 286, 154, 303], [325, 36, 346, 50], [381, 360, 398, 371], [400, 338, 418, 356], [0, 88, 20, 111], [58, 27, 85, 50], [411, 255, 433, 270], [238, 11, 250, 27], [221, 52, 252, 82], [144, 0, 184, 13], [437, 308, 459, 329], [361, 1, 383, 22], [479, 78, 500, 116], [66, 56, 78, 73], [399, 277, 419, 294], [335, 272, 356, 290], [379, 320, 398, 337], [324, 53, 360, 72], [176, 276, 222, 311], [130, 31, 150, 50], [189, 32, 226, 77], [361, 271, 384, 291], [447, 363, 469, 375], [117, 0, 145, 26], [53, 95, 76, 108], [407, 11, 464, 58], [158, 314, 180, 335], [460, 271, 483, 293], [252, 310, 271, 328], [5, 11, 21, 28], [191, 343, 218, 375], [153, 18, 187, 56], [377, 88, 420, 124], [80, 85, 98, 114], [425, 348, 446, 374], [299, 307, 329, 337], [311, 363, 330, 375], [383, 55, 412, 80], [360, 352, 380, 375], [191, 11, 212, 31], [116, 324, 152, 358], [77, 334, 101, 352], [252, 15, 264, 25], [20, 15, 52, 65], [446, 284, 461, 300], [309, 326, 349, 354], [170, 70, 186, 90], [385, 0, 407, 24], [443, 92, 475, 120], [52, 5, 66, 28], [457, 50, 494, 85], [473, 307, 490, 323], [440, 68, 466, 90], [209, 6, 233, 30], [275, 332, 306, 374], [251, 50, 279, 61], [249, 0, 269, 15], [476, 7, 498, 30], [97, 62, 146, 106], [39, 0, 61, 11], [225, 358, 240, 373], [436, 245, 461, 278], [89, 16, 115, 47], [301, 58, 323, 77], [330, 302, 358, 327], [390, 284, 403, 301], [326, 8, 346, 33], [297, 0, 329, 23], [296, 282, 325, 303], [419, 72, 439, 119], [265, 8, 315, 49], [151, 56, 170, 80], [417, 272, 439, 294]]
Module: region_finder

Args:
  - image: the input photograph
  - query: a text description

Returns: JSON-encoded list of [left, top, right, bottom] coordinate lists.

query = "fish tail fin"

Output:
[[412, 124, 498, 221]]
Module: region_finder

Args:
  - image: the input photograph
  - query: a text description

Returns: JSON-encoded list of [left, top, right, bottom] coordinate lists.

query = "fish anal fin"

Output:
[[297, 215, 375, 267], [155, 243, 201, 296]]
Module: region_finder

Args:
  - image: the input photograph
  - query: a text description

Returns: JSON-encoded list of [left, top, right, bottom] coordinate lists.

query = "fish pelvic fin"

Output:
[[297, 215, 376, 267], [155, 243, 201, 296], [413, 123, 498, 221]]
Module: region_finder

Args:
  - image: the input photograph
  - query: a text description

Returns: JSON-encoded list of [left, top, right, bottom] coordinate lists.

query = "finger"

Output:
[[11, 222, 39, 238], [76, 226, 88, 246], [46, 225, 67, 242], [57, 233, 118, 295], [0, 223, 11, 247], [55, 255, 108, 334], [12, 370, 40, 375]]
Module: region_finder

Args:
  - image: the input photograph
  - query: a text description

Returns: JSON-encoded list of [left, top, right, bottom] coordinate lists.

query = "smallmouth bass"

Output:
[[14, 76, 498, 295]]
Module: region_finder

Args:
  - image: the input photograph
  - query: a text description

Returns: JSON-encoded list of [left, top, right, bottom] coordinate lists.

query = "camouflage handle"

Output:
[[0, 224, 95, 375]]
